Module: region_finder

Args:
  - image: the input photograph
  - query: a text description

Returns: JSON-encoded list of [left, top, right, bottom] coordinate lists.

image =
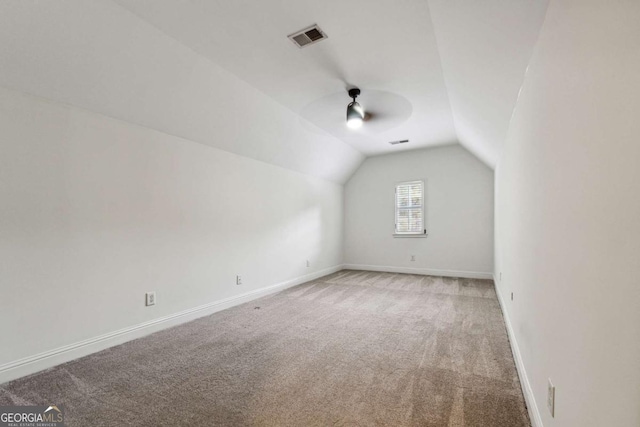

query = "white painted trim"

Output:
[[344, 264, 493, 280], [0, 264, 344, 385], [494, 276, 544, 427]]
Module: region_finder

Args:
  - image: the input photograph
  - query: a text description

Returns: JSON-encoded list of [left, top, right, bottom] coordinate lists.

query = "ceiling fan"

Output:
[[346, 87, 389, 130], [299, 88, 412, 137]]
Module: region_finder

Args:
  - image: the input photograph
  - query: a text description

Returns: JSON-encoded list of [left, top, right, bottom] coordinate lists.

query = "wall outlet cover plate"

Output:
[[145, 292, 156, 306], [547, 378, 555, 417]]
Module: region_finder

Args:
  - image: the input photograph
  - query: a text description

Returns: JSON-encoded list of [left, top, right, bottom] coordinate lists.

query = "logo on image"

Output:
[[0, 405, 64, 427]]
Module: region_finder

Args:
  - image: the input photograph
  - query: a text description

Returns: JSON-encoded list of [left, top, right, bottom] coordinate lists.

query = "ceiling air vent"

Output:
[[288, 25, 328, 48], [389, 139, 409, 145]]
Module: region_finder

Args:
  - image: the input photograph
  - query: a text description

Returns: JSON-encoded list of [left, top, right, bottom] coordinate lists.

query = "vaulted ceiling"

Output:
[[0, 0, 549, 181]]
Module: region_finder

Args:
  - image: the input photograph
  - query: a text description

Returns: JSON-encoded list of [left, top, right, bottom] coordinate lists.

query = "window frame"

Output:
[[393, 180, 427, 238]]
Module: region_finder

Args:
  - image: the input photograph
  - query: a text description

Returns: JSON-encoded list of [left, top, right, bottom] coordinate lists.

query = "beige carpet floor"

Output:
[[0, 270, 530, 426]]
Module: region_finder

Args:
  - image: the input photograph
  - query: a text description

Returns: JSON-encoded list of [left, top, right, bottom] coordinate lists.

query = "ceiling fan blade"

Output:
[[363, 111, 392, 122]]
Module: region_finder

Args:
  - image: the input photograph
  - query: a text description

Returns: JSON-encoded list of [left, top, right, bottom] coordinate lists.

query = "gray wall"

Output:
[[0, 87, 344, 381], [345, 145, 494, 277], [494, 1, 640, 425]]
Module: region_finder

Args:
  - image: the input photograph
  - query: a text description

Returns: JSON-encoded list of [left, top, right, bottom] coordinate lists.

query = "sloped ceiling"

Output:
[[112, 0, 457, 157], [0, 0, 363, 183], [428, 0, 550, 168], [0, 0, 549, 179]]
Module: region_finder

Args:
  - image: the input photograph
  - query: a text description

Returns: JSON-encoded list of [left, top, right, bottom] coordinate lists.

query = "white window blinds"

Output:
[[395, 181, 424, 235]]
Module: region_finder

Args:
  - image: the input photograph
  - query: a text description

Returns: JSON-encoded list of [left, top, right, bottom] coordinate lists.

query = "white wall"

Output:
[[0, 87, 344, 381], [495, 1, 640, 426], [344, 145, 494, 278]]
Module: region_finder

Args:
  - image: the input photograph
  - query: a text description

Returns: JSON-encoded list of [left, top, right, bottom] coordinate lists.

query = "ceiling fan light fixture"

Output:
[[346, 88, 364, 129], [346, 102, 364, 129]]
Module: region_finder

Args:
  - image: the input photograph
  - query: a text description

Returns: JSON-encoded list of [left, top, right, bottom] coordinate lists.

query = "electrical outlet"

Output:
[[511, 292, 514, 301], [410, 255, 415, 262], [500, 272, 503, 281], [547, 378, 555, 417], [306, 260, 310, 268], [236, 275, 242, 285], [145, 292, 156, 306]]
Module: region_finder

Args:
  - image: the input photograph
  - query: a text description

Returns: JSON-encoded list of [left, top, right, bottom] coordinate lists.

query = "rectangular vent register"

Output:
[[288, 25, 328, 48]]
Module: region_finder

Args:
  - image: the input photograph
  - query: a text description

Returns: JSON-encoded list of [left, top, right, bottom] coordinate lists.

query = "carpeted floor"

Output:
[[0, 270, 530, 426]]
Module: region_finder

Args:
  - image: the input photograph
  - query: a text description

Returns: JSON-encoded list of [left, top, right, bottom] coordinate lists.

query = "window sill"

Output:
[[393, 233, 428, 238]]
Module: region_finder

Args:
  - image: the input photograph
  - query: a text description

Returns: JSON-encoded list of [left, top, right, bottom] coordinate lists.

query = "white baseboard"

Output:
[[493, 275, 543, 427], [344, 264, 493, 280], [0, 264, 343, 385]]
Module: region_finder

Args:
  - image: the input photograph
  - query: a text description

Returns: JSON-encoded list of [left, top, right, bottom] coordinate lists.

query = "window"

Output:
[[395, 180, 425, 236]]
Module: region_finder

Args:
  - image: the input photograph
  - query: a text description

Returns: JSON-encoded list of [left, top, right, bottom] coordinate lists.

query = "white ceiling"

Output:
[[0, 0, 549, 178], [113, 0, 458, 156], [428, 0, 550, 167], [113, 0, 549, 165], [0, 0, 363, 183]]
